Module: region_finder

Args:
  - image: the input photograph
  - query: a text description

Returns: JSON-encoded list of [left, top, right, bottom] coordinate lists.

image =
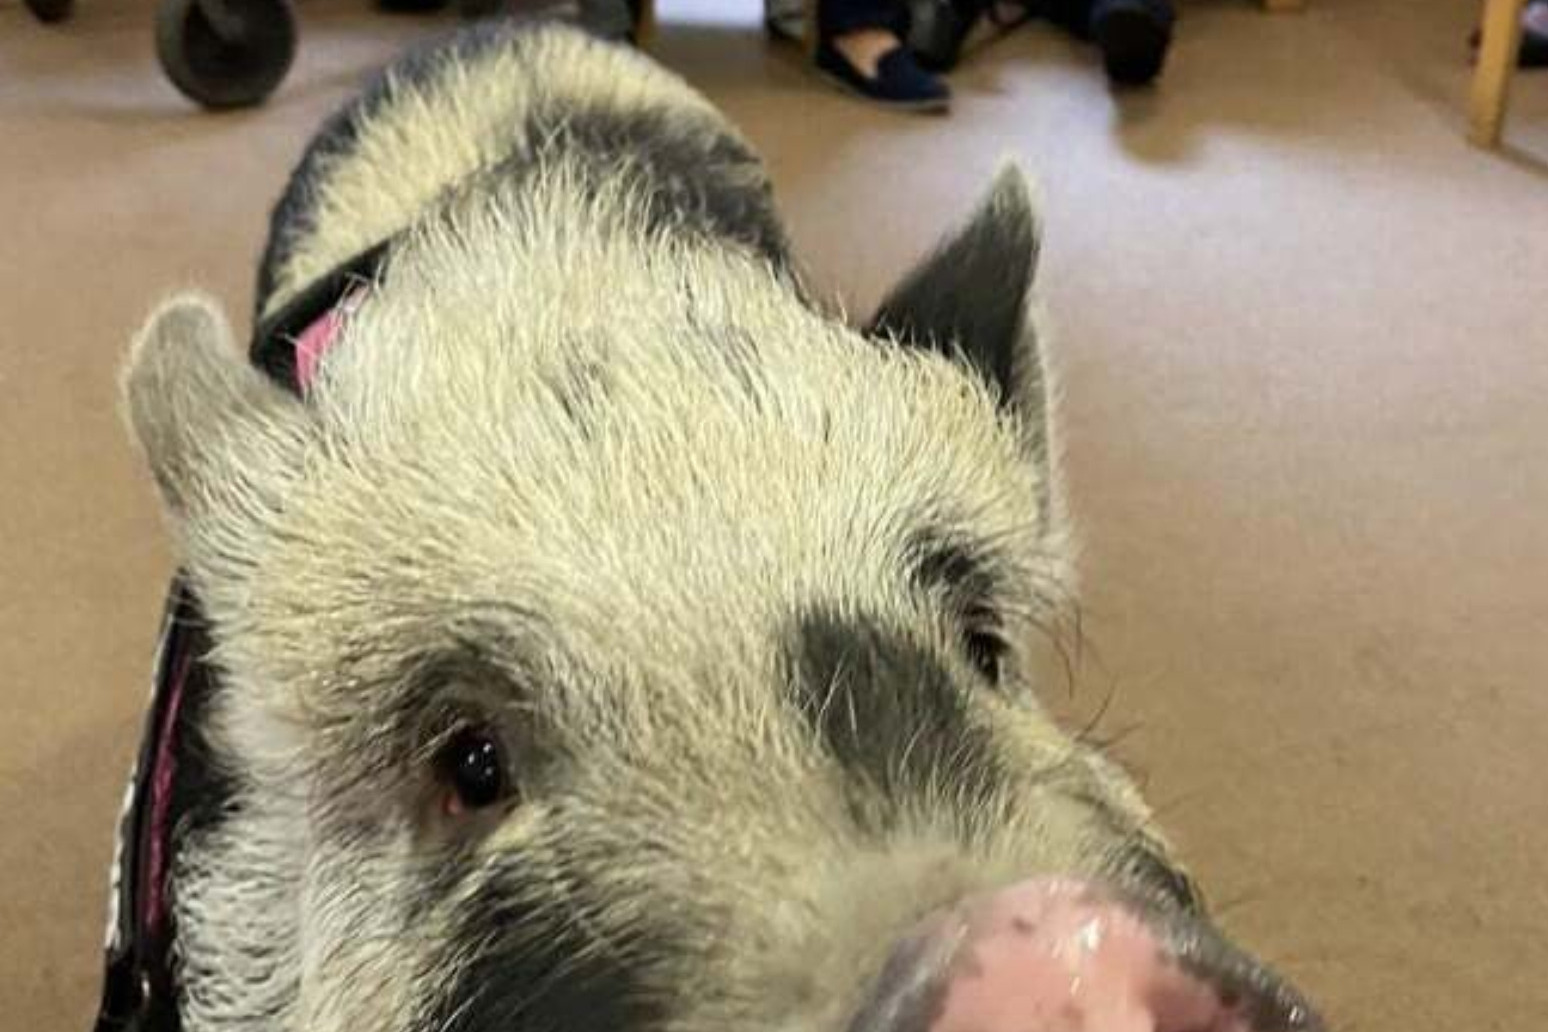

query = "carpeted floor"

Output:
[[2, 1, 1544, 1029]]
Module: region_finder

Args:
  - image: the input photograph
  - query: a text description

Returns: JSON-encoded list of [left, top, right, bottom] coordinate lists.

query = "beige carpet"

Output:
[[2, 1, 1545, 1029]]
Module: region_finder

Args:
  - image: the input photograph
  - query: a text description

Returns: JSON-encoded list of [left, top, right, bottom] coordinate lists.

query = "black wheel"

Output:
[[375, 0, 451, 12], [155, 0, 297, 110], [24, 0, 75, 23]]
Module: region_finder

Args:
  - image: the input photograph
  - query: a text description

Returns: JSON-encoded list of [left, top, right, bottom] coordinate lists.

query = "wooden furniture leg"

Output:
[[631, 0, 819, 55], [633, 0, 657, 49], [1263, 0, 1306, 11], [1471, 0, 1528, 147]]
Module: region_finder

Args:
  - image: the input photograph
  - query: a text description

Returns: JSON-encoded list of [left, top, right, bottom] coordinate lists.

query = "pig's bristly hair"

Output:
[[117, 19, 1181, 1032]]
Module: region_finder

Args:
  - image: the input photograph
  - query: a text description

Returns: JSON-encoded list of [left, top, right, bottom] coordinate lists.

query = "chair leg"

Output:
[[634, 0, 657, 48], [1470, 0, 1527, 147]]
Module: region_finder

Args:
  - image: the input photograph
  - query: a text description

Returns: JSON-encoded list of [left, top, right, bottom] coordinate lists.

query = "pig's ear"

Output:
[[123, 293, 309, 557], [866, 164, 1044, 418]]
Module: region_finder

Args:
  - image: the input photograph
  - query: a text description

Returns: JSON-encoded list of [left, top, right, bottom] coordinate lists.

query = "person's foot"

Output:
[[816, 29, 951, 112], [1089, 0, 1174, 87]]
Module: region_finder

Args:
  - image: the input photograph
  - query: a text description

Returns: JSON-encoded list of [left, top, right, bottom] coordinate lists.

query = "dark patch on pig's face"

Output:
[[787, 608, 1006, 832], [907, 531, 998, 604], [308, 625, 552, 808], [422, 858, 669, 1032], [905, 530, 1009, 686]]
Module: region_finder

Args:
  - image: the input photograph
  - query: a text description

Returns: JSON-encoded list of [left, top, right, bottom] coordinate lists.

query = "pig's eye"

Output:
[[436, 726, 510, 814], [963, 627, 1006, 684]]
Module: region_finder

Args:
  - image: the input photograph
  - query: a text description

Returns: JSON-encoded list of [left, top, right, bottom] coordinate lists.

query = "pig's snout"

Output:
[[846, 878, 1325, 1032]]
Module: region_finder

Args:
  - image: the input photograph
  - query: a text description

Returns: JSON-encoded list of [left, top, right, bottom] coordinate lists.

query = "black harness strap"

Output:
[[251, 241, 391, 390], [93, 584, 207, 1032], [92, 241, 390, 1032]]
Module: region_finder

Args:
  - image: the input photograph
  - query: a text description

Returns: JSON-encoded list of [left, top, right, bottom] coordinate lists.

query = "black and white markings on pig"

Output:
[[422, 859, 669, 1032], [524, 103, 795, 273], [259, 30, 798, 324], [786, 609, 1006, 832], [907, 532, 1002, 634], [908, 532, 998, 603], [253, 18, 523, 318], [865, 171, 1039, 412]]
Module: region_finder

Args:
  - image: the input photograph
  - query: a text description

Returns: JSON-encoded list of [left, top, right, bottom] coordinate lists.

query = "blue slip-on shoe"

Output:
[[815, 41, 952, 112]]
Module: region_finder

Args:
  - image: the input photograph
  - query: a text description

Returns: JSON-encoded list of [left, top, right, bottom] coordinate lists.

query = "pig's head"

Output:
[[122, 167, 1322, 1032]]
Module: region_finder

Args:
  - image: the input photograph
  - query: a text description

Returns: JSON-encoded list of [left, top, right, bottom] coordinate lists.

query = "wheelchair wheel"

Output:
[[155, 0, 297, 110], [24, 0, 75, 23], [375, 0, 450, 12]]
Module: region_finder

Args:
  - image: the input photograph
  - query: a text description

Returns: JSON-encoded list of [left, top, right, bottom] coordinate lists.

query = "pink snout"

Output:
[[847, 879, 1324, 1032]]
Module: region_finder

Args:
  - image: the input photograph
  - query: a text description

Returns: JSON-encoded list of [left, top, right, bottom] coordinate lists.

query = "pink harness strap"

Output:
[[141, 647, 192, 939], [291, 287, 367, 392]]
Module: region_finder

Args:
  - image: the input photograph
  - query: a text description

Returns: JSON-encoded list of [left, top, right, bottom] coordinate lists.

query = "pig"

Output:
[[116, 16, 1325, 1032]]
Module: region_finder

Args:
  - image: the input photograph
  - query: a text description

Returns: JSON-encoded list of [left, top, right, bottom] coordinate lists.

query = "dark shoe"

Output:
[[1090, 0, 1174, 86], [815, 41, 951, 111]]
